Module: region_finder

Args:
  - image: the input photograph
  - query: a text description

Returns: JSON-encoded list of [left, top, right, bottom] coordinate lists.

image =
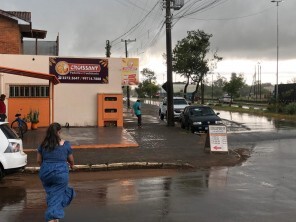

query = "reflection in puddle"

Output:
[[208, 167, 229, 188], [0, 168, 234, 220], [70, 168, 231, 207], [218, 111, 276, 131], [0, 187, 27, 211], [217, 110, 296, 131], [108, 180, 139, 203], [0, 187, 27, 221]]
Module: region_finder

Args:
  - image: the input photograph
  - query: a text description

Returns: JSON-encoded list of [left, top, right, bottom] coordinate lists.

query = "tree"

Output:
[[135, 82, 146, 98], [213, 73, 227, 88], [223, 73, 245, 106], [135, 68, 160, 98], [288, 77, 296, 83], [208, 73, 227, 98], [141, 68, 157, 83], [172, 30, 222, 103]]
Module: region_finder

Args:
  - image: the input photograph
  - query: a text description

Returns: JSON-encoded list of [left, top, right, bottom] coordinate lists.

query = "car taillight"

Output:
[[4, 142, 21, 153]]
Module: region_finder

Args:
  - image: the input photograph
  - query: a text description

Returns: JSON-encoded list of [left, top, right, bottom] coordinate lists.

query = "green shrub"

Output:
[[29, 109, 40, 123], [284, 102, 296, 115], [266, 103, 285, 113]]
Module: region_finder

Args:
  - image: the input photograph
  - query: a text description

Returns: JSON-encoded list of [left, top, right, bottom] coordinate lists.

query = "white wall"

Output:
[[0, 54, 123, 126]]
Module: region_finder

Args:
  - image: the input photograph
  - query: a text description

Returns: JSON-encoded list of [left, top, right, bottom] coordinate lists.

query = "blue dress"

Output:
[[38, 141, 75, 221]]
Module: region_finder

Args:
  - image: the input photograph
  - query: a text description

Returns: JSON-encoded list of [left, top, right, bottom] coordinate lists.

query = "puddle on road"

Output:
[[217, 110, 296, 132], [0, 168, 231, 211]]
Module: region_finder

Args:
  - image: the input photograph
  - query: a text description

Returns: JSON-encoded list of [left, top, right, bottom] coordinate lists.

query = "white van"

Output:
[[219, 95, 233, 104], [0, 122, 27, 179]]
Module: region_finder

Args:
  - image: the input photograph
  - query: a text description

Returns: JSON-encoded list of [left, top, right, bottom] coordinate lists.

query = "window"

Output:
[[0, 124, 18, 139], [173, 98, 188, 105], [105, 97, 117, 101], [9, 85, 49, 98]]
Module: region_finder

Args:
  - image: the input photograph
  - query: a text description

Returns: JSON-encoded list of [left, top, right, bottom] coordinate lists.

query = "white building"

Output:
[[0, 54, 138, 127]]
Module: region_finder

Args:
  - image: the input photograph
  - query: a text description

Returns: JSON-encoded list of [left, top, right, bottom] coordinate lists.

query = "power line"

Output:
[[112, 11, 165, 55], [178, 6, 273, 21], [175, 0, 227, 18], [110, 1, 159, 44]]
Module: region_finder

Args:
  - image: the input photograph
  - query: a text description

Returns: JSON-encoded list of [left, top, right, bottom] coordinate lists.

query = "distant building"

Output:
[[0, 9, 58, 55], [0, 8, 136, 127], [159, 82, 199, 100]]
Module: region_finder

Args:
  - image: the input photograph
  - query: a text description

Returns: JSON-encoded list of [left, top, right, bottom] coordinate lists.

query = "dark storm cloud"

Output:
[[171, 0, 296, 60], [1, 0, 295, 60]]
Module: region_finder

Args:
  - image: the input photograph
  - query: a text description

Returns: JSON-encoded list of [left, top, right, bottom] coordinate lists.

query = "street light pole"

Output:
[[211, 72, 214, 100], [271, 0, 282, 111]]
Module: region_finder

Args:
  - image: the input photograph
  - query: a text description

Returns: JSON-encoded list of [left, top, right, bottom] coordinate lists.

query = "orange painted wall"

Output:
[[8, 98, 50, 127], [97, 94, 123, 127]]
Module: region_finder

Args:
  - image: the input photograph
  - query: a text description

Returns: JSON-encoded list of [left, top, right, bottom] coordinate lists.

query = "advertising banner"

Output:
[[121, 58, 139, 86], [49, 57, 108, 84]]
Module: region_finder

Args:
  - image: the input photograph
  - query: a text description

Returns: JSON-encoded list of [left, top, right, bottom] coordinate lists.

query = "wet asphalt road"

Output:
[[2, 141, 296, 222], [1, 101, 296, 221]]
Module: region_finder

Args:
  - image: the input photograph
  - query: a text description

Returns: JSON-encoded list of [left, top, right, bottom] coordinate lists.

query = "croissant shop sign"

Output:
[[49, 57, 109, 84]]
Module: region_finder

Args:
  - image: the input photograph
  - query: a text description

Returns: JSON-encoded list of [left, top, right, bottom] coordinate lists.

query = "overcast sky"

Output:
[[1, 0, 295, 85]]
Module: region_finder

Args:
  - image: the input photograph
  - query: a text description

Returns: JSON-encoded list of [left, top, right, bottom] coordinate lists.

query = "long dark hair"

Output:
[[40, 122, 62, 151]]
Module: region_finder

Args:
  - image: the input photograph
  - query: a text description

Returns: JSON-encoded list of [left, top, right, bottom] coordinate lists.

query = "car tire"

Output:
[[190, 125, 195, 133], [181, 120, 185, 129], [0, 165, 4, 180], [185, 122, 189, 131]]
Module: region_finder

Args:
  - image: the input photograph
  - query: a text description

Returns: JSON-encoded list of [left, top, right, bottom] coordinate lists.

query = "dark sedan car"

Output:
[[179, 105, 223, 133]]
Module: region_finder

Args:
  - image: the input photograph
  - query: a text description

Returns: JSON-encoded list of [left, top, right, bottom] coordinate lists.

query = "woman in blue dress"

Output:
[[37, 122, 75, 222]]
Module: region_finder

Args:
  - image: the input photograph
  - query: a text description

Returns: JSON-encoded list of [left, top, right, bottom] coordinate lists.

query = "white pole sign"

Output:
[[209, 125, 228, 152]]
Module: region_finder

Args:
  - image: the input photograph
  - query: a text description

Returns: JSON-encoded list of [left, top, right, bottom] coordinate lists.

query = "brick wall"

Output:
[[0, 16, 22, 54]]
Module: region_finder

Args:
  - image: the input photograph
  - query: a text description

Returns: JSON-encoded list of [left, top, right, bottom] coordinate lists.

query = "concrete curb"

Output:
[[23, 162, 195, 173]]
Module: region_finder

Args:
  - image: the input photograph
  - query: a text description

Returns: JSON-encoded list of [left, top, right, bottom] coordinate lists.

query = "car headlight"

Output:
[[215, 120, 223, 124], [193, 121, 202, 125], [4, 142, 21, 153]]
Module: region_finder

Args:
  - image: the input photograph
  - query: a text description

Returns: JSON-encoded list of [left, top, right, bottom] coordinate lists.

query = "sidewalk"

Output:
[[23, 126, 139, 151], [24, 103, 246, 172]]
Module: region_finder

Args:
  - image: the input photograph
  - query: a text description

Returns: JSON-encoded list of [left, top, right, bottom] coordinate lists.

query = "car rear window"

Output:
[[0, 124, 19, 139], [191, 107, 215, 116], [173, 99, 187, 105]]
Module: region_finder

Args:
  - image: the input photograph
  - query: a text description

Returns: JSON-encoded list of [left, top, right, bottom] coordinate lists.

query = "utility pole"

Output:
[[105, 40, 111, 57], [258, 62, 261, 100], [121, 38, 136, 109], [255, 65, 257, 101], [201, 80, 205, 104], [165, 0, 174, 126], [163, 0, 184, 126]]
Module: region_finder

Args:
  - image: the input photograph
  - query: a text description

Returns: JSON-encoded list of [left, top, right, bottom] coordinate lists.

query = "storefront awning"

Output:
[[0, 66, 60, 85]]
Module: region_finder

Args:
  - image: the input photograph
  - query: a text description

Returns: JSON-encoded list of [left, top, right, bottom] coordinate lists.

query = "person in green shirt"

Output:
[[132, 99, 142, 127]]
